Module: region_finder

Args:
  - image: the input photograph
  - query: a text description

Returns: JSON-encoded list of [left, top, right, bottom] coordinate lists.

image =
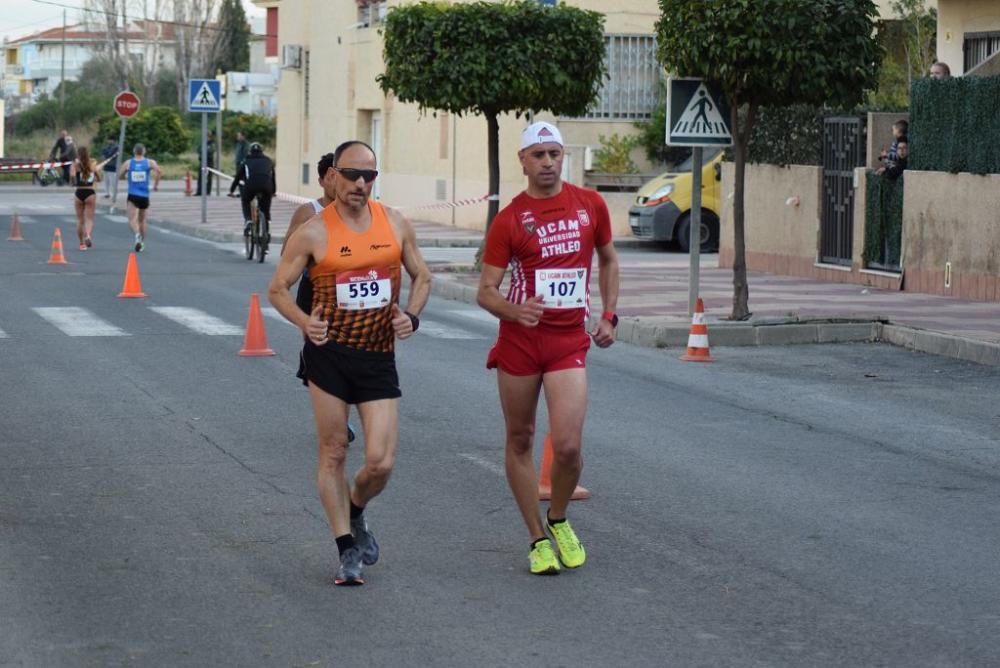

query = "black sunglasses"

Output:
[[334, 167, 379, 183]]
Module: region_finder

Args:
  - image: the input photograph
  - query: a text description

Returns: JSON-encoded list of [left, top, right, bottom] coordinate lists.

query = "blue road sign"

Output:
[[666, 78, 732, 147], [188, 79, 222, 113]]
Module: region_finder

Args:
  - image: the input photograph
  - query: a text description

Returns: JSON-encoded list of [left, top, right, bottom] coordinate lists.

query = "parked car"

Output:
[[628, 149, 722, 252]]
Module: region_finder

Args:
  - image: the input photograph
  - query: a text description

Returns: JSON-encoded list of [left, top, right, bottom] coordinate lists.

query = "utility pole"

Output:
[[59, 9, 66, 122], [122, 3, 129, 89]]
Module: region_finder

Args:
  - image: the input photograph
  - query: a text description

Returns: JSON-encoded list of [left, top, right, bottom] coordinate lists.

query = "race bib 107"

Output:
[[535, 267, 586, 309]]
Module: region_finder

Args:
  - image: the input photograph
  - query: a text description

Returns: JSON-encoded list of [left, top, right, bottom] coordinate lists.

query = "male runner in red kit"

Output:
[[477, 121, 620, 575]]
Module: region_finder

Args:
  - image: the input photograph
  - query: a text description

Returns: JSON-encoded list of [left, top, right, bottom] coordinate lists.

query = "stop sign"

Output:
[[114, 91, 141, 118]]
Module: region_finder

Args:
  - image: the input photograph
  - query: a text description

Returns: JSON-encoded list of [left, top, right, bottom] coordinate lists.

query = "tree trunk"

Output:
[[475, 110, 501, 268], [486, 110, 500, 231], [729, 101, 754, 321]]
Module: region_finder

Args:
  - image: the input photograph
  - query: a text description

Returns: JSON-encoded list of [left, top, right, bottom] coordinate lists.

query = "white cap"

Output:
[[520, 121, 563, 150]]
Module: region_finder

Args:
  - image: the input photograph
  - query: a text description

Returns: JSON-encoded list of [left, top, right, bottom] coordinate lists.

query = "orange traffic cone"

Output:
[[680, 297, 714, 362], [117, 252, 147, 298], [8, 213, 24, 241], [538, 433, 591, 501], [47, 228, 68, 264], [239, 293, 275, 356]]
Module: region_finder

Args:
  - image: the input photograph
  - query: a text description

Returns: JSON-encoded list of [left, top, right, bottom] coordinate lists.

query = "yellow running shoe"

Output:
[[548, 518, 586, 568], [529, 538, 561, 575]]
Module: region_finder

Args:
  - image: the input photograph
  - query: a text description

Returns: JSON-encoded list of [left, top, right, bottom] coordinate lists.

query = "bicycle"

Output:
[[244, 194, 270, 263], [33, 165, 65, 187]]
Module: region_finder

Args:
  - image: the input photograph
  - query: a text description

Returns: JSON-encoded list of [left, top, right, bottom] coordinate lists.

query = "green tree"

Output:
[[656, 0, 882, 320], [213, 0, 251, 73], [97, 106, 192, 157], [378, 0, 606, 233]]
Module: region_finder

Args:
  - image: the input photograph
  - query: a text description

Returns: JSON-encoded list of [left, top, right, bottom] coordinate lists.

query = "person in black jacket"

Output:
[[229, 143, 276, 237]]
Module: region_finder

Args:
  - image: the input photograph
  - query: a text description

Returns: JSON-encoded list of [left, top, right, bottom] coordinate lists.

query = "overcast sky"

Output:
[[2, 0, 264, 42]]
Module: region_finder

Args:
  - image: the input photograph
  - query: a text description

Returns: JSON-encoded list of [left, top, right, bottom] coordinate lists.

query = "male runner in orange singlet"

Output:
[[477, 121, 620, 575], [268, 140, 432, 585]]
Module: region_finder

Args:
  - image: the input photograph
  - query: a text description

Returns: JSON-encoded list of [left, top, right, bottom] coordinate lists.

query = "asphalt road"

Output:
[[2, 211, 1000, 667]]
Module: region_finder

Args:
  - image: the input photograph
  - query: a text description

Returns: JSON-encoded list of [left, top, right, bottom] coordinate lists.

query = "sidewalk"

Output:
[[141, 184, 1000, 366]]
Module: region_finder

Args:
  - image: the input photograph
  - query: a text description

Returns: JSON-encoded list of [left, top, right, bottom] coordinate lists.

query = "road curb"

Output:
[[428, 274, 1000, 366]]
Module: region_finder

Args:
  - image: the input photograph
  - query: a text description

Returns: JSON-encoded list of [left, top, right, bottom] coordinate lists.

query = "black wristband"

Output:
[[404, 311, 419, 332]]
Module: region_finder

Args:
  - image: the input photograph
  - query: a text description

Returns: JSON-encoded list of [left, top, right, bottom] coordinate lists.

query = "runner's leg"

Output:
[[307, 381, 354, 538], [74, 195, 85, 244], [84, 194, 96, 240], [541, 368, 588, 521], [497, 370, 545, 540], [127, 200, 139, 236], [350, 398, 399, 507]]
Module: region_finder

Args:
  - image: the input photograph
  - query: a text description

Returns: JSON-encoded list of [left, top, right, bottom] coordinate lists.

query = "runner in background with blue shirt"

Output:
[[118, 143, 162, 252]]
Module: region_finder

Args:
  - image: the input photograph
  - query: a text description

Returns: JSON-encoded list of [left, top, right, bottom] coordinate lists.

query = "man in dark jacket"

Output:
[[229, 143, 276, 238]]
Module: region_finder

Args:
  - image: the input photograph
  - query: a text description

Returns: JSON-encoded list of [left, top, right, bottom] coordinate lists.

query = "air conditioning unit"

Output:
[[281, 44, 303, 69]]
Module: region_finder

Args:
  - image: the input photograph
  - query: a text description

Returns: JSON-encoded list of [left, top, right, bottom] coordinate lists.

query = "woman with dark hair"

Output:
[[70, 146, 100, 250]]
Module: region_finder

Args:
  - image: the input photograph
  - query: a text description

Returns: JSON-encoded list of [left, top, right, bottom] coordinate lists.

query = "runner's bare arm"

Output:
[[388, 207, 432, 319], [69, 161, 78, 182], [118, 159, 129, 180], [267, 219, 329, 344], [282, 203, 315, 255], [151, 160, 162, 191], [477, 263, 544, 327], [591, 241, 620, 348], [93, 160, 102, 182]]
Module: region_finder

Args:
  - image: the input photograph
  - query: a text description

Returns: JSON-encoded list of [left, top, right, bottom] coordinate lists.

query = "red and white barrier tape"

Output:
[[399, 194, 498, 211], [0, 160, 72, 171], [207, 166, 498, 211], [206, 167, 312, 205]]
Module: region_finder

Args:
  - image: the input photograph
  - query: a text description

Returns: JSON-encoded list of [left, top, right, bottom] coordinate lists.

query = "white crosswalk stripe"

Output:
[[148, 307, 243, 335], [262, 307, 295, 326], [0, 327, 7, 338], [448, 309, 497, 324], [32, 307, 129, 337], [417, 320, 485, 339]]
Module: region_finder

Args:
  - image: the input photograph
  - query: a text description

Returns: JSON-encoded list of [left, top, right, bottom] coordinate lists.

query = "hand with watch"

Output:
[[590, 310, 618, 348]]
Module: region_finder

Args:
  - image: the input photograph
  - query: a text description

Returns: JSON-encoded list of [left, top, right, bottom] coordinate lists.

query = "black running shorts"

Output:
[[300, 339, 401, 404], [127, 194, 150, 210]]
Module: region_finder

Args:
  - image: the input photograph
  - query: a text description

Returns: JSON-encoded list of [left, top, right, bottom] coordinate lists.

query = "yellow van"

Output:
[[628, 149, 723, 252]]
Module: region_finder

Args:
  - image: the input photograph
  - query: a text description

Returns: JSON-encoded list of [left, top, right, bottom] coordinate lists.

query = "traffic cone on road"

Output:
[[117, 252, 147, 298], [47, 228, 68, 264], [7, 212, 24, 241], [680, 297, 714, 362], [538, 433, 591, 501], [239, 293, 275, 356]]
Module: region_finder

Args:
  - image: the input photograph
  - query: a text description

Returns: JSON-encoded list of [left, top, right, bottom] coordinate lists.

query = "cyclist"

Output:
[[229, 143, 276, 249]]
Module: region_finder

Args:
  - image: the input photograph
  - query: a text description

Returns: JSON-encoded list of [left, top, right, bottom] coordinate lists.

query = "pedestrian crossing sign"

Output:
[[666, 78, 732, 147], [188, 79, 222, 113]]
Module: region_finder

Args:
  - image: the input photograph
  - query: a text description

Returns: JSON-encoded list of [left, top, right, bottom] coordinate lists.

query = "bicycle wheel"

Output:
[[244, 203, 256, 260], [256, 216, 268, 263]]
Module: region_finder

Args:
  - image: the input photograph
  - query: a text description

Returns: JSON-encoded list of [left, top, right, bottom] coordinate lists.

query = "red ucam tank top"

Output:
[[482, 182, 612, 330]]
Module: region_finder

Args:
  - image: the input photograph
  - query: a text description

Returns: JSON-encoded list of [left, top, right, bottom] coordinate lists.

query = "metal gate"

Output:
[[820, 116, 866, 265]]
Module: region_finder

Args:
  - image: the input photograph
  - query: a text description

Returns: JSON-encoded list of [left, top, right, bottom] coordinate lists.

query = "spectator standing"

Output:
[[929, 62, 951, 80], [234, 130, 249, 173], [195, 130, 216, 196], [101, 137, 119, 200]]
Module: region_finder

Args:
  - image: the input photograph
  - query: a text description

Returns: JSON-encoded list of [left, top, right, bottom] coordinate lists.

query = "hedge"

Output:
[[863, 170, 904, 269], [909, 75, 1000, 174]]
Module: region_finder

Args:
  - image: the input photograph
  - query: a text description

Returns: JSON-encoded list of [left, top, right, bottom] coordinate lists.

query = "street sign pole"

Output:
[[689, 146, 703, 316], [112, 119, 127, 213], [666, 77, 733, 318], [201, 112, 208, 224], [187, 78, 222, 221]]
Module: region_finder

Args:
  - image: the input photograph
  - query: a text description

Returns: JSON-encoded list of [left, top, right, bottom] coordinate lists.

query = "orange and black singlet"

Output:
[[310, 201, 402, 353]]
